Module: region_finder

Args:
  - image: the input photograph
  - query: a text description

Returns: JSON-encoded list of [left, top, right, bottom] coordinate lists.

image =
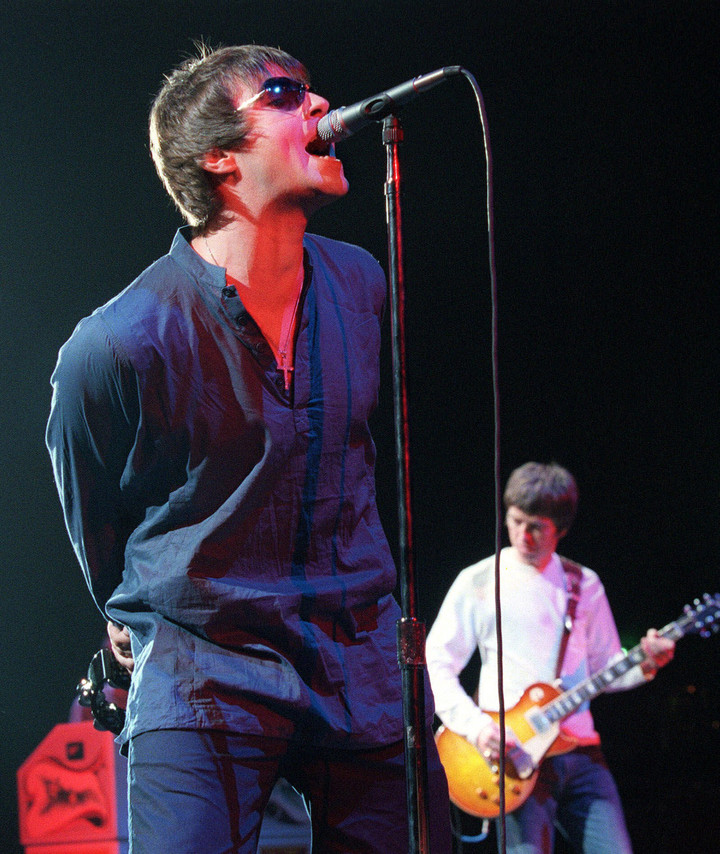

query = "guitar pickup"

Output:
[[525, 706, 551, 734]]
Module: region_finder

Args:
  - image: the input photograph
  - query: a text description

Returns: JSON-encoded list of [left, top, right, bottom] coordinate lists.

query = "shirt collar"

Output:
[[169, 226, 315, 294], [170, 226, 228, 291]]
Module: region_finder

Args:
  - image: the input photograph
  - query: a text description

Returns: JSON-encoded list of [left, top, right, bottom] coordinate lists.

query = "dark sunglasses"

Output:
[[236, 77, 311, 113]]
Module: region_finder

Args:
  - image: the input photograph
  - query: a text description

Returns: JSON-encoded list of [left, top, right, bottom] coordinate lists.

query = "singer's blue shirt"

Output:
[[47, 228, 426, 747]]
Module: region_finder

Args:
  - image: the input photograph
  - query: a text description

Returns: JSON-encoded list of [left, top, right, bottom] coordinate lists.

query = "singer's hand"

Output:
[[107, 620, 134, 674]]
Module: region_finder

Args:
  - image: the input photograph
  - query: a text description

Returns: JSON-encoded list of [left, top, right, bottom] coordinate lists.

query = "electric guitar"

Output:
[[435, 593, 720, 819]]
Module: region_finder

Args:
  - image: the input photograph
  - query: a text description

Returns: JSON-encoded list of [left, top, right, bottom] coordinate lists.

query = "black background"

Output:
[[2, 2, 718, 852]]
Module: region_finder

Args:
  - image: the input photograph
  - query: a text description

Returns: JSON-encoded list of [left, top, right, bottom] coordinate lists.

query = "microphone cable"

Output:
[[457, 67, 509, 854]]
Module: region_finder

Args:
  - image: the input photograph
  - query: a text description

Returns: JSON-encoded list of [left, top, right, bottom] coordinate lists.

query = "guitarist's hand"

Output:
[[477, 721, 518, 763], [107, 619, 135, 674], [640, 628, 675, 677]]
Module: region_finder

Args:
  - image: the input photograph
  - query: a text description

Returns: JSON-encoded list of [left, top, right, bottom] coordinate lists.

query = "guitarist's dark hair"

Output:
[[503, 461, 578, 533]]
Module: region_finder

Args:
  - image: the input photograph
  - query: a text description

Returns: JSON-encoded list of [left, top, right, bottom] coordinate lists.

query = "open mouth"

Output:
[[306, 135, 334, 157]]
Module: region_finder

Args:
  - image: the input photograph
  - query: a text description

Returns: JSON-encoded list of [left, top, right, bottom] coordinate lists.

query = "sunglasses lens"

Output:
[[261, 78, 308, 110]]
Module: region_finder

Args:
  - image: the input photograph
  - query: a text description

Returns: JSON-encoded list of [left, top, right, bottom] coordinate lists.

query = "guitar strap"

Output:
[[554, 557, 583, 679]]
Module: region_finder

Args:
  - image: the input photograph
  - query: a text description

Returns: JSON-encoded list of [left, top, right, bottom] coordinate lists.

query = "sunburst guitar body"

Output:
[[435, 594, 720, 819], [435, 682, 576, 818]]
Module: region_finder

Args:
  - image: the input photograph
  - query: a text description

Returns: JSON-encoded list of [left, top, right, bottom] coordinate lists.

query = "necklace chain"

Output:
[[205, 234, 302, 391], [204, 235, 221, 267], [278, 285, 303, 391]]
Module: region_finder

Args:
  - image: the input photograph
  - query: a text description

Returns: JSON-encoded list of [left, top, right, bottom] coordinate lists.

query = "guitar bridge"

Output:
[[508, 746, 535, 780]]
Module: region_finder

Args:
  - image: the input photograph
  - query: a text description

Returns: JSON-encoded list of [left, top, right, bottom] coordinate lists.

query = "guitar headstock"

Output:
[[681, 593, 720, 638]]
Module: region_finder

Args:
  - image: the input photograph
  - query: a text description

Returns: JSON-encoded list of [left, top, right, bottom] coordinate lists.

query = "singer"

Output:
[[46, 44, 451, 854]]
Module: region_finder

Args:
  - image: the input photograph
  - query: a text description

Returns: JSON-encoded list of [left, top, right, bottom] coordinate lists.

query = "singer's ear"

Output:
[[198, 149, 238, 175]]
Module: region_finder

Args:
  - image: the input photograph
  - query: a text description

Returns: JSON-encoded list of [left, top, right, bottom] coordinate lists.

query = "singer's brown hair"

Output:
[[149, 43, 308, 232]]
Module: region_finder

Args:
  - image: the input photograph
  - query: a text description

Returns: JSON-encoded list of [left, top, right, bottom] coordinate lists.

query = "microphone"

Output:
[[316, 66, 462, 143]]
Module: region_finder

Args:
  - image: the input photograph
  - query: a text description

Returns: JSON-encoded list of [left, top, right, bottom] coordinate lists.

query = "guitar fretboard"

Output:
[[543, 616, 691, 724]]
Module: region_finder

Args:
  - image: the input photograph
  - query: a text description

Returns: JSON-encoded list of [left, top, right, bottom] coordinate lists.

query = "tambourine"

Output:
[[76, 647, 131, 735]]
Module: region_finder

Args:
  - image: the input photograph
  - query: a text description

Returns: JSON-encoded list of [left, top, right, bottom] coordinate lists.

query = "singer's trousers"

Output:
[[127, 725, 452, 854]]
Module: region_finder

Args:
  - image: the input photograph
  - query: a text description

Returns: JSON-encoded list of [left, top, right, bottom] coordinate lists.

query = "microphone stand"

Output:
[[383, 114, 430, 854]]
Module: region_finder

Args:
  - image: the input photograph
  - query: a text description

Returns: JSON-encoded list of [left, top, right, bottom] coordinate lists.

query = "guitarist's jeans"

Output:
[[503, 747, 632, 854], [126, 726, 452, 854]]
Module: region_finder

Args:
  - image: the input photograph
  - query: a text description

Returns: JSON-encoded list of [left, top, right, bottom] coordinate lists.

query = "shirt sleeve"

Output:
[[425, 569, 494, 746], [46, 315, 140, 615], [582, 573, 647, 692]]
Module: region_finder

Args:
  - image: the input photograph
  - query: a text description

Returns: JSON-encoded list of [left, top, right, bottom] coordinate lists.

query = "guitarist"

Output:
[[426, 462, 675, 853]]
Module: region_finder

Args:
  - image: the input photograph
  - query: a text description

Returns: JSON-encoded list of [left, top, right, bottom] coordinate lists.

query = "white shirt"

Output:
[[425, 548, 646, 747]]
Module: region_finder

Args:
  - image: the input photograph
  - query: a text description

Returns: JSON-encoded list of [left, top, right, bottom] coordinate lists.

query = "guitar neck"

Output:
[[542, 617, 687, 724]]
